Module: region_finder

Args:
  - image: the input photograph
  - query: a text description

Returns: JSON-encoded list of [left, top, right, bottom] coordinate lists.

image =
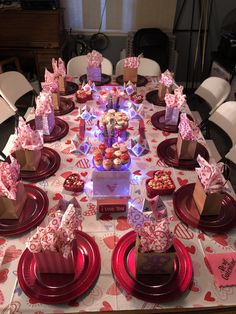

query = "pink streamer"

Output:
[[0, 156, 20, 199], [196, 155, 227, 193]]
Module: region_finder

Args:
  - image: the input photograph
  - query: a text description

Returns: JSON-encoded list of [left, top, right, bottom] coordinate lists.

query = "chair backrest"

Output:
[[0, 71, 33, 110], [133, 28, 169, 72], [0, 96, 15, 124], [194, 77, 231, 114], [225, 144, 236, 164], [115, 58, 161, 77], [209, 101, 236, 145], [67, 55, 113, 77]]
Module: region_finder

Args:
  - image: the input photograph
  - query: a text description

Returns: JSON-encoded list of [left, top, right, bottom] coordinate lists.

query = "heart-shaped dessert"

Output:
[[146, 170, 176, 198], [63, 173, 84, 192]]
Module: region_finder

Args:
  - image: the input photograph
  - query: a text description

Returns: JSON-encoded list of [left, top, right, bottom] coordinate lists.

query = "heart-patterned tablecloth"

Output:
[[1, 78, 236, 313]]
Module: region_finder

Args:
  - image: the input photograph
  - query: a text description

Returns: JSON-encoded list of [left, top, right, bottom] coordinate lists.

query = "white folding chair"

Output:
[[115, 58, 161, 77], [67, 55, 113, 77], [194, 76, 231, 115], [0, 71, 36, 111], [208, 101, 236, 145], [0, 97, 16, 124], [226, 144, 236, 164]]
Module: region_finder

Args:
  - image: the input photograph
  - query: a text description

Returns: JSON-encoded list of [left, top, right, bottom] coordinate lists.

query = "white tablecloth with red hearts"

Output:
[[1, 77, 236, 314]]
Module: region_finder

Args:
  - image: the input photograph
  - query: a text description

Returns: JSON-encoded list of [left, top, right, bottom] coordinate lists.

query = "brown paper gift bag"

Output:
[[158, 84, 170, 101], [123, 67, 138, 83], [176, 133, 197, 160], [193, 177, 224, 216], [51, 92, 60, 111], [58, 76, 67, 93], [15, 149, 42, 171], [0, 181, 26, 219], [135, 236, 175, 275]]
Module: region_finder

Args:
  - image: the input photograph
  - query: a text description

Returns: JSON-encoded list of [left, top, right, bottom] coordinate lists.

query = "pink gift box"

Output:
[[35, 110, 55, 135], [34, 240, 77, 274]]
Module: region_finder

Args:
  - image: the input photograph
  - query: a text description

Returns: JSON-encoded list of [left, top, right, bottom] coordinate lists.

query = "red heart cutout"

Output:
[[162, 131, 170, 136], [178, 171, 185, 175], [145, 158, 152, 162], [62, 147, 71, 154], [65, 140, 71, 144], [0, 290, 4, 305], [66, 158, 73, 163], [100, 213, 112, 221], [106, 282, 120, 295], [186, 245, 196, 254], [146, 170, 155, 177], [174, 223, 194, 240], [198, 233, 205, 241], [2, 246, 22, 264], [133, 170, 141, 176], [0, 269, 9, 283], [190, 281, 200, 292], [80, 196, 88, 202], [80, 171, 88, 177], [61, 171, 73, 179], [0, 238, 6, 245], [100, 301, 113, 312], [71, 127, 80, 132], [212, 234, 228, 246], [204, 256, 213, 274], [103, 235, 119, 249], [204, 291, 215, 302], [206, 246, 213, 253], [87, 127, 92, 131], [177, 177, 188, 186], [116, 216, 130, 231], [53, 193, 63, 200], [128, 127, 134, 131]]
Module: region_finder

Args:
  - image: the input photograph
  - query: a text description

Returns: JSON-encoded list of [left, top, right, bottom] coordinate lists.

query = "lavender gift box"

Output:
[[87, 66, 102, 82], [35, 110, 55, 135]]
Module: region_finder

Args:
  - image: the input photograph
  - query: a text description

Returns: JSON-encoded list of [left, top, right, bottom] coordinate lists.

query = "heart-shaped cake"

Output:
[[146, 170, 175, 198], [63, 173, 85, 192]]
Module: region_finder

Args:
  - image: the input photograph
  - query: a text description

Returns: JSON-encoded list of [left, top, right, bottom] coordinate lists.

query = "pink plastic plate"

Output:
[[112, 231, 192, 303], [28, 117, 69, 143], [173, 183, 236, 232], [0, 184, 48, 236], [157, 138, 209, 170], [17, 231, 101, 304]]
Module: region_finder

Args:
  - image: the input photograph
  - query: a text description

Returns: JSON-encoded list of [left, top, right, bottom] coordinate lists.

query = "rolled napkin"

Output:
[[178, 113, 200, 141], [87, 50, 103, 67], [124, 55, 142, 69], [165, 86, 186, 108], [0, 156, 20, 199], [195, 155, 227, 194], [52, 57, 66, 77], [10, 117, 44, 152], [35, 92, 54, 116], [26, 204, 82, 258]]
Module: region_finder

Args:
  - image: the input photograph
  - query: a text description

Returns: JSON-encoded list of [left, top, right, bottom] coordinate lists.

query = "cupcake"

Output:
[[94, 154, 103, 167], [114, 150, 122, 158], [103, 159, 112, 170], [105, 147, 115, 155], [120, 145, 128, 154], [76, 90, 87, 103], [113, 158, 122, 170], [105, 152, 114, 160], [99, 143, 106, 154], [93, 149, 102, 158], [112, 142, 120, 151], [120, 153, 130, 164]]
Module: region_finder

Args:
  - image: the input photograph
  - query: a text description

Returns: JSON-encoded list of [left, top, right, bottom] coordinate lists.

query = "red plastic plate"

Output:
[[28, 117, 69, 143], [55, 98, 75, 116], [19, 147, 61, 182], [0, 184, 48, 236], [157, 138, 209, 170], [60, 81, 78, 96], [17, 231, 101, 304], [80, 73, 111, 86], [146, 90, 166, 106], [112, 231, 192, 303], [173, 183, 236, 232], [116, 75, 148, 87]]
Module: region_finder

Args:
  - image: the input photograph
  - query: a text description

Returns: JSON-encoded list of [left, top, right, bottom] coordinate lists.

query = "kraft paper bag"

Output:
[[123, 67, 138, 83], [193, 177, 224, 216], [51, 92, 60, 111], [58, 76, 67, 93], [176, 133, 197, 160], [0, 181, 26, 219], [15, 149, 42, 171], [135, 236, 175, 275], [158, 85, 169, 101]]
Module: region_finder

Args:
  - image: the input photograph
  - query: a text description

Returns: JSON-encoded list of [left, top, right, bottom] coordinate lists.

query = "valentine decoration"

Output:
[[164, 86, 186, 126], [35, 91, 55, 135], [86, 50, 103, 82], [158, 70, 174, 101]]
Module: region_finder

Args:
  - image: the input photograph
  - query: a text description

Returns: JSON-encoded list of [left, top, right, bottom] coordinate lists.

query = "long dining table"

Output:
[[1, 75, 236, 314]]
